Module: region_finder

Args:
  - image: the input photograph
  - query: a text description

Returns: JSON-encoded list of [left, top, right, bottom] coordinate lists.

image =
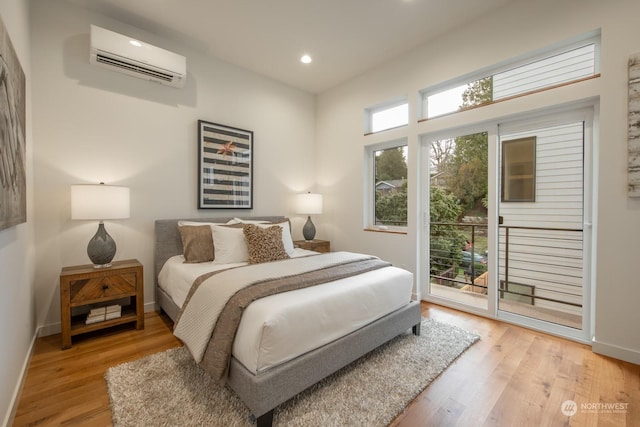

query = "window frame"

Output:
[[364, 138, 409, 232], [501, 136, 537, 202]]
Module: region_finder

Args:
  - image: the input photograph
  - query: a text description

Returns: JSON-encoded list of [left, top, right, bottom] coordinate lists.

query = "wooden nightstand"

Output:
[[59, 259, 144, 349], [294, 239, 331, 253]]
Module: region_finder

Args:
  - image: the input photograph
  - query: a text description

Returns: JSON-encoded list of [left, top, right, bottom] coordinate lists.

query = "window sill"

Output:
[[363, 227, 408, 235]]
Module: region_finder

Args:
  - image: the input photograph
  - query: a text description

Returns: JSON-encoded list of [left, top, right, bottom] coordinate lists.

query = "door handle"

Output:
[[498, 216, 504, 225]]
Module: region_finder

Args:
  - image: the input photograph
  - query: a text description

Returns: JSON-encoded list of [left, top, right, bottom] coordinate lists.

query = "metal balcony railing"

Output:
[[499, 225, 583, 309], [429, 222, 488, 291]]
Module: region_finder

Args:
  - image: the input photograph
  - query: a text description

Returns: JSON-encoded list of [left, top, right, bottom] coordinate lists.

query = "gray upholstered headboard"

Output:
[[154, 216, 287, 285]]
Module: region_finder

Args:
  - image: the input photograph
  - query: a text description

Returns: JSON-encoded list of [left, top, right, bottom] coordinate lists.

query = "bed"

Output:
[[154, 216, 422, 426]]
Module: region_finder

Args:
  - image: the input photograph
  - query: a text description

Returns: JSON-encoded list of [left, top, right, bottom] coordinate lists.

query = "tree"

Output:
[[375, 182, 407, 226], [375, 147, 407, 181], [428, 80, 492, 212], [429, 187, 466, 276], [374, 147, 408, 226], [447, 132, 488, 210], [430, 138, 455, 174], [461, 76, 493, 109]]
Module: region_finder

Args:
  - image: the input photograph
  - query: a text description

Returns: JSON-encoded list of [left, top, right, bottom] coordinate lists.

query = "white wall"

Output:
[[0, 0, 34, 424], [30, 0, 317, 334], [316, 0, 640, 363], [4, 1, 638, 420]]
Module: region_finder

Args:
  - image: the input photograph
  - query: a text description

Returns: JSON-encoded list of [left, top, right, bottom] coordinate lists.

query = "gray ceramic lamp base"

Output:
[[87, 222, 116, 268], [302, 215, 316, 241]]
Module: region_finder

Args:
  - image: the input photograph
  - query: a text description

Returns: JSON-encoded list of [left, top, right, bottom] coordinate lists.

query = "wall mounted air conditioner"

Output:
[[89, 25, 186, 88]]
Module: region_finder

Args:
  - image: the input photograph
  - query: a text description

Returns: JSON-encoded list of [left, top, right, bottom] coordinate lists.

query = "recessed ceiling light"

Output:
[[129, 40, 142, 47], [300, 54, 312, 64]]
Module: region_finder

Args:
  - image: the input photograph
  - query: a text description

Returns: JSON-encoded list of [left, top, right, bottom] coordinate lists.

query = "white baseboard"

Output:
[[38, 322, 61, 337], [592, 338, 640, 365], [3, 328, 38, 427]]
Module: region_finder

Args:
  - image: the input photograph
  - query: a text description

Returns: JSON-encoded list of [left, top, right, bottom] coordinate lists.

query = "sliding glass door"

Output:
[[423, 106, 593, 341]]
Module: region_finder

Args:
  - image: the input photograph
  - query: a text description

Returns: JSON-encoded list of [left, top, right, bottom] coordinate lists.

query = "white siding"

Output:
[[499, 121, 584, 319], [500, 122, 584, 229], [494, 44, 596, 99]]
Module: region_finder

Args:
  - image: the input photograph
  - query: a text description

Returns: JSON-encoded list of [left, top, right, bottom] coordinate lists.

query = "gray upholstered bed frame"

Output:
[[154, 217, 422, 426]]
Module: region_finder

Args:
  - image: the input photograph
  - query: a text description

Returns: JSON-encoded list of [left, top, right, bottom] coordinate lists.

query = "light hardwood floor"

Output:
[[12, 303, 640, 426]]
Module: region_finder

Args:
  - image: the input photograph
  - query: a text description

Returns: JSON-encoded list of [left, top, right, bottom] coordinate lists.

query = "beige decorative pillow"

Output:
[[256, 221, 295, 255], [178, 225, 214, 263], [242, 224, 290, 264]]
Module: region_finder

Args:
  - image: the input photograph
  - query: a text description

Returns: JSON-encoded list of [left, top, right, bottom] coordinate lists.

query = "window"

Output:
[[502, 137, 536, 202], [365, 99, 408, 134], [421, 32, 599, 119], [366, 141, 408, 229]]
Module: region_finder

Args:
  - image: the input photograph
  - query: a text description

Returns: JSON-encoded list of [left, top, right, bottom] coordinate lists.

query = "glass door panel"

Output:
[[498, 121, 585, 330], [428, 132, 489, 310]]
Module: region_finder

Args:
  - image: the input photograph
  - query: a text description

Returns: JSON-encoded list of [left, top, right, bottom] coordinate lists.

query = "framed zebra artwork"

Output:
[[197, 120, 253, 209]]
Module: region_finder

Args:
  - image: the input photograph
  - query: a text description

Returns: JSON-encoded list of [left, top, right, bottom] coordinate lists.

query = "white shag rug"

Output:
[[106, 318, 479, 427]]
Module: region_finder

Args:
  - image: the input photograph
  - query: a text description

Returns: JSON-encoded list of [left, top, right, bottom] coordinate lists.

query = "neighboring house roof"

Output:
[[376, 179, 406, 191], [430, 171, 450, 188]]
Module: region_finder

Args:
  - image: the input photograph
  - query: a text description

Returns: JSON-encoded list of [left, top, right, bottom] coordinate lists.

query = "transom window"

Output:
[[421, 32, 600, 119], [365, 99, 409, 134]]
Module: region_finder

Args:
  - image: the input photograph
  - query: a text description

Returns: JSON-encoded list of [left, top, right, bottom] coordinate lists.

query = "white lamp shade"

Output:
[[295, 193, 323, 215], [71, 184, 130, 220]]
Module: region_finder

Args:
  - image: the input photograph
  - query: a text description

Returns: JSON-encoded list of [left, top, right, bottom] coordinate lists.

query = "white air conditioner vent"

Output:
[[94, 53, 174, 82], [90, 25, 186, 88]]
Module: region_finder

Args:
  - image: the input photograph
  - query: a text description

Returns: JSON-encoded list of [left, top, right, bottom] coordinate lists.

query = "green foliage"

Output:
[[429, 187, 467, 275], [375, 188, 407, 226], [374, 146, 408, 226], [429, 186, 462, 223], [446, 132, 489, 210], [375, 147, 407, 181], [461, 77, 493, 109]]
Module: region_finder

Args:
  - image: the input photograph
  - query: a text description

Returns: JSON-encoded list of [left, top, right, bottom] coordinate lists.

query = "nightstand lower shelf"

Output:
[[70, 307, 138, 336]]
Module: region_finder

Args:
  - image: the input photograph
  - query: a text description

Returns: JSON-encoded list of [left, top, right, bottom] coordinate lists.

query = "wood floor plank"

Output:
[[11, 303, 640, 427], [13, 312, 182, 427]]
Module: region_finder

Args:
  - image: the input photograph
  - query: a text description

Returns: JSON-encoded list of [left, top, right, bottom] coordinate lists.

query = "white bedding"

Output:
[[158, 249, 413, 374]]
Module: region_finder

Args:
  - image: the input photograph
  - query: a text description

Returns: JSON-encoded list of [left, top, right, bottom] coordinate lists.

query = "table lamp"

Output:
[[295, 192, 323, 241], [71, 183, 130, 268]]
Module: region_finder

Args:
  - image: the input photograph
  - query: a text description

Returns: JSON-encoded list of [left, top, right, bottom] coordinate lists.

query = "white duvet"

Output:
[[159, 249, 413, 374]]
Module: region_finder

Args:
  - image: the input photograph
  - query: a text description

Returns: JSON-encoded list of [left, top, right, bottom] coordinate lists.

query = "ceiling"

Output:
[[65, 0, 515, 94]]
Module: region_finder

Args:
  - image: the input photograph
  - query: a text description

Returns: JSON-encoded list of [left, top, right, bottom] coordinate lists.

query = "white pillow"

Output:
[[227, 218, 271, 225], [178, 220, 225, 227], [257, 222, 295, 256], [211, 225, 249, 264]]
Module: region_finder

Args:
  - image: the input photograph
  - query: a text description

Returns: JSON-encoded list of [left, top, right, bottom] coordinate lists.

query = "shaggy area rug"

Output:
[[106, 318, 479, 426]]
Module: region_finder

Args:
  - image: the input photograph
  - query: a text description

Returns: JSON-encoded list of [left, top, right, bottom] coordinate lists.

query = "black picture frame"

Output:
[[197, 120, 253, 209]]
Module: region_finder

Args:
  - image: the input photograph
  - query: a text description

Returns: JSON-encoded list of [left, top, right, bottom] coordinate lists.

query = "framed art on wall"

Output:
[[0, 16, 27, 230], [629, 52, 640, 197], [198, 120, 253, 209]]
